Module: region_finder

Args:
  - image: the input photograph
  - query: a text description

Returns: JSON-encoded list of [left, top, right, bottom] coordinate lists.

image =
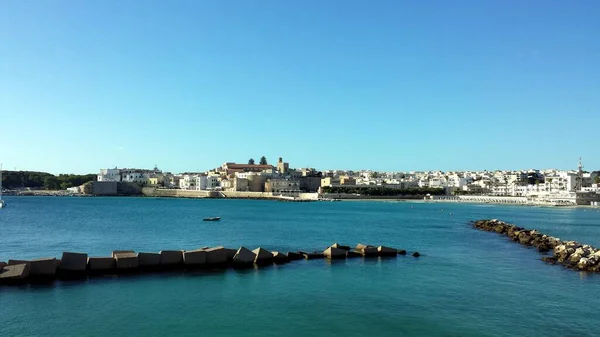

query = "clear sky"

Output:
[[1, 1, 599, 174]]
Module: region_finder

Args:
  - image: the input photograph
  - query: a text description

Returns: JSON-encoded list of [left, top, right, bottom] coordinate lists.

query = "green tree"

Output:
[[43, 176, 61, 190], [594, 176, 600, 184], [2, 171, 96, 190], [259, 156, 268, 165], [60, 181, 73, 190], [248, 158, 255, 165]]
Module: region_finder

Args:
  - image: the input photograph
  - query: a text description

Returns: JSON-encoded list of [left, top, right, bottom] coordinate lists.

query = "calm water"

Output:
[[1, 196, 599, 337]]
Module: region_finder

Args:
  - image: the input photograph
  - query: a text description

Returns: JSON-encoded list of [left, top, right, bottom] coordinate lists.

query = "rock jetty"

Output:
[[473, 219, 600, 272], [0, 243, 421, 287]]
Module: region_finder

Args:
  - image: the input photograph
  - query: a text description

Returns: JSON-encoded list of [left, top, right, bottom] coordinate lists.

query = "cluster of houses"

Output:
[[97, 158, 599, 200], [98, 158, 322, 194]]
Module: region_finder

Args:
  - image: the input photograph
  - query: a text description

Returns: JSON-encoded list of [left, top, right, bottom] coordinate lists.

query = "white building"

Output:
[[120, 169, 149, 184], [235, 172, 253, 179], [179, 175, 196, 190], [195, 175, 208, 190], [206, 175, 220, 190], [98, 169, 121, 182], [544, 171, 577, 192]]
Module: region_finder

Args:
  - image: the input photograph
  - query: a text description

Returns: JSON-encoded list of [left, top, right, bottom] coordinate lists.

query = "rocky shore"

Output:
[[0, 243, 420, 287], [472, 219, 600, 272]]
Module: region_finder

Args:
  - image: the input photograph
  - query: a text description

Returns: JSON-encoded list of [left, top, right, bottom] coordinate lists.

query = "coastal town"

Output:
[[3, 156, 599, 206], [54, 157, 599, 206]]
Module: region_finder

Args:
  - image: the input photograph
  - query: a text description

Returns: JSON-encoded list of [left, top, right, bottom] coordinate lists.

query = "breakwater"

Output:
[[473, 219, 600, 272], [0, 244, 420, 286]]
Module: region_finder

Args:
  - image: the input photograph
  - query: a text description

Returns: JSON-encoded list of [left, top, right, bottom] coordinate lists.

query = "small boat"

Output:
[[203, 217, 221, 221]]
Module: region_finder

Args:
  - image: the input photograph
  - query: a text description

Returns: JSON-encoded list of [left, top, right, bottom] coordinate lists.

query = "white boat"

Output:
[[0, 163, 5, 208]]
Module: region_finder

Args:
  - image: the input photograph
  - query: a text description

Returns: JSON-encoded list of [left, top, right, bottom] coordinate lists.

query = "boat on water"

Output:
[[203, 217, 221, 221], [0, 163, 5, 208]]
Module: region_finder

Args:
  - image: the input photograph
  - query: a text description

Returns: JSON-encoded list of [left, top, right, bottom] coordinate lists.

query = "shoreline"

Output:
[[4, 193, 600, 208]]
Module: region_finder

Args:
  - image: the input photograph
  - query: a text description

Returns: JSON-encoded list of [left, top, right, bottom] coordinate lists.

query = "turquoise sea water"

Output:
[[1, 196, 600, 336]]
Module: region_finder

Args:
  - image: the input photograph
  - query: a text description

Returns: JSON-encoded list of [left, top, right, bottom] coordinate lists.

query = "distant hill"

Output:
[[1, 171, 96, 190]]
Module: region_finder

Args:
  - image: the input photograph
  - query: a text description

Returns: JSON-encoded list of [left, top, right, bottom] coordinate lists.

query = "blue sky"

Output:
[[1, 1, 599, 174]]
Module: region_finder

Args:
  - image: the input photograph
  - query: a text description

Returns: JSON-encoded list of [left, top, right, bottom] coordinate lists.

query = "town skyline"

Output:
[[1, 155, 598, 176]]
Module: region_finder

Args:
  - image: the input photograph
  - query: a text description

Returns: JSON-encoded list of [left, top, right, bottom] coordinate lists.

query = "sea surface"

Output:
[[1, 196, 599, 337]]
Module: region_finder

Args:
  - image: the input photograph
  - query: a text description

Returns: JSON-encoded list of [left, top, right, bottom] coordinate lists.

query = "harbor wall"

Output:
[[430, 195, 528, 204], [141, 188, 318, 201], [321, 193, 424, 200], [142, 188, 215, 198]]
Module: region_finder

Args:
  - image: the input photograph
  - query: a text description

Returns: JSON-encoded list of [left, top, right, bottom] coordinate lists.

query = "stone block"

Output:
[[377, 246, 398, 257], [233, 246, 256, 265], [88, 257, 115, 271], [183, 250, 207, 266], [160, 250, 183, 266], [252, 247, 274, 265], [287, 252, 304, 261], [355, 244, 378, 256], [8, 259, 29, 265], [59, 252, 88, 272], [412, 252, 421, 257], [224, 248, 237, 261], [114, 252, 138, 269], [29, 258, 57, 276], [272, 251, 290, 264], [112, 250, 135, 258], [397, 250, 407, 255], [346, 251, 362, 258], [303, 252, 324, 260], [138, 252, 161, 267], [0, 262, 6, 270], [323, 247, 347, 259], [331, 243, 350, 250], [205, 247, 228, 265], [0, 263, 30, 282]]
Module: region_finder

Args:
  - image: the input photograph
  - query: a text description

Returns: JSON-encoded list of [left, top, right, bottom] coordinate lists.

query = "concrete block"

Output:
[[331, 243, 350, 250], [88, 257, 115, 271], [323, 247, 347, 259], [112, 250, 135, 258], [252, 247, 274, 265], [346, 251, 362, 258], [287, 252, 304, 261], [0, 263, 30, 282], [29, 258, 57, 276], [183, 250, 207, 266], [355, 244, 378, 256], [8, 259, 29, 266], [272, 251, 290, 264], [377, 246, 398, 257], [224, 248, 237, 261], [233, 246, 256, 265], [138, 252, 161, 267], [160, 250, 183, 265], [303, 252, 324, 260], [205, 247, 228, 265], [60, 252, 88, 272], [114, 252, 138, 269]]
